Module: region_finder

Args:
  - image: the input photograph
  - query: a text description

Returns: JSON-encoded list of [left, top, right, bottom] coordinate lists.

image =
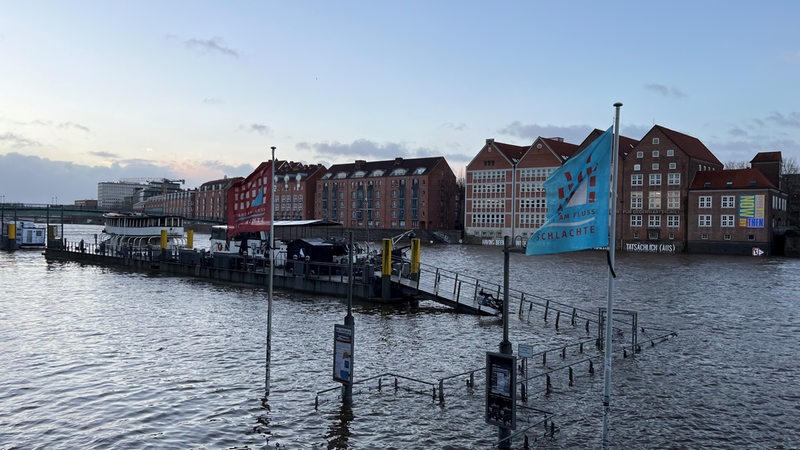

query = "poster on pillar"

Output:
[[227, 160, 273, 237], [333, 324, 354, 385], [485, 352, 516, 429]]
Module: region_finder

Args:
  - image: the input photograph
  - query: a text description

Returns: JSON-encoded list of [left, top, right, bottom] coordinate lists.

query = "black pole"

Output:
[[343, 231, 355, 404]]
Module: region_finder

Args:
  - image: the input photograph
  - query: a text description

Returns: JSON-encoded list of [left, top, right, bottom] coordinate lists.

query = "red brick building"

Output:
[[195, 177, 242, 222], [687, 163, 788, 256], [273, 161, 326, 220], [619, 125, 723, 253], [315, 157, 458, 231]]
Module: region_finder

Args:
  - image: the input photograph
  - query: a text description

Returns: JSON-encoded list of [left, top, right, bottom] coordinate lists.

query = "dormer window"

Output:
[[652, 138, 660, 145]]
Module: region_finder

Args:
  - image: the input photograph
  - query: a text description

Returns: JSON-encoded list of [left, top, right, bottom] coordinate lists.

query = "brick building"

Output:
[[195, 177, 241, 222], [464, 137, 577, 244], [619, 125, 723, 253], [274, 161, 326, 220], [315, 157, 458, 231], [687, 166, 788, 255]]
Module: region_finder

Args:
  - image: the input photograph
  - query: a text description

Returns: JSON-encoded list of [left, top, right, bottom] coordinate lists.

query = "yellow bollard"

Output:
[[7, 223, 16, 240], [187, 229, 194, 249], [382, 238, 392, 301], [410, 238, 421, 281], [160, 230, 167, 249]]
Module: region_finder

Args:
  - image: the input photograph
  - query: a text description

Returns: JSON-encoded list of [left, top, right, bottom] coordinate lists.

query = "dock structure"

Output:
[[43, 235, 600, 325]]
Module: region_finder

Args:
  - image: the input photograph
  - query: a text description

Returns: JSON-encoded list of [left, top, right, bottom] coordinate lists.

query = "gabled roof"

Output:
[[540, 137, 579, 161], [323, 156, 449, 180], [750, 151, 782, 163], [655, 125, 722, 166], [578, 129, 640, 159], [690, 168, 776, 190], [493, 141, 528, 164]]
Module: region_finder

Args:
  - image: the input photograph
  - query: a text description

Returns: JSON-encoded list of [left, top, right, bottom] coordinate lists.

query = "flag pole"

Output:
[[602, 102, 622, 449], [266, 146, 276, 396]]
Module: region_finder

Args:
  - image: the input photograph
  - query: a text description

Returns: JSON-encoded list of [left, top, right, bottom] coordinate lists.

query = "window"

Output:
[[669, 162, 677, 170], [699, 196, 712, 208], [667, 215, 680, 228], [668, 232, 675, 240], [648, 215, 661, 227], [667, 149, 675, 157], [668, 173, 681, 185], [630, 215, 642, 227], [652, 163, 660, 170], [667, 191, 680, 209], [748, 234, 755, 241], [721, 214, 735, 227], [633, 164, 641, 171], [652, 138, 660, 145], [699, 215, 712, 227], [631, 174, 643, 186], [724, 233, 732, 240], [648, 191, 661, 209], [649, 173, 661, 186], [721, 195, 735, 208], [652, 150, 660, 158], [701, 233, 709, 240], [633, 231, 639, 239], [636, 151, 643, 158], [631, 192, 643, 209]]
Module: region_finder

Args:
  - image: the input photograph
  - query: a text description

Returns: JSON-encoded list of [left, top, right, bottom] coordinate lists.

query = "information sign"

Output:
[[333, 324, 354, 385], [518, 343, 534, 358], [485, 352, 516, 429]]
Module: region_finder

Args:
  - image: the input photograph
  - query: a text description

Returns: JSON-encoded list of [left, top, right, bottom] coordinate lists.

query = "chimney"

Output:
[[394, 157, 403, 166], [354, 159, 366, 170], [486, 138, 494, 145]]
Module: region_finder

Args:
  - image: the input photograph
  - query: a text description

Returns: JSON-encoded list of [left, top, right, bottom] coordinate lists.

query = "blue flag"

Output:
[[526, 127, 613, 255]]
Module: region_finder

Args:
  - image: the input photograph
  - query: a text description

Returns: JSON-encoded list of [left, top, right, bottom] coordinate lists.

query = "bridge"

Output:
[[0, 203, 106, 224]]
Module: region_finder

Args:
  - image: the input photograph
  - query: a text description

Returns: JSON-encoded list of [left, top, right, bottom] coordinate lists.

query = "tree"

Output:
[[782, 156, 799, 175], [724, 160, 749, 170]]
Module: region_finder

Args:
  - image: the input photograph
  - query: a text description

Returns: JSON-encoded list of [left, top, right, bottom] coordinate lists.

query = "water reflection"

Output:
[[325, 402, 354, 450]]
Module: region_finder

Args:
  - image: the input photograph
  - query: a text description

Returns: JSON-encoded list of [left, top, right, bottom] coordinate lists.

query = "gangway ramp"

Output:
[[390, 260, 502, 316], [390, 259, 598, 329]]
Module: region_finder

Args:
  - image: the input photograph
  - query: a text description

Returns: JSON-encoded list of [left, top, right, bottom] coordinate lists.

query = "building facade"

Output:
[[687, 168, 788, 255], [315, 157, 458, 231], [619, 125, 724, 253], [97, 181, 147, 211], [195, 177, 242, 223], [274, 161, 326, 220]]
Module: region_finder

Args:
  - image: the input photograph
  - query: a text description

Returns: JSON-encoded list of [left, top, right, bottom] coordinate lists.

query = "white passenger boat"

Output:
[[100, 213, 185, 253]]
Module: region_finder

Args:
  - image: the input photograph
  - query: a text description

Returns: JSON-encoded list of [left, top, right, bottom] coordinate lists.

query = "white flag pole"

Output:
[[266, 146, 276, 396], [602, 102, 622, 449]]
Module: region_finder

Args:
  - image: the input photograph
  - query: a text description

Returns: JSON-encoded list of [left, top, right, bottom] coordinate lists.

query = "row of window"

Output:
[[631, 191, 681, 209], [698, 195, 736, 208], [631, 173, 680, 186], [633, 162, 677, 171], [630, 215, 680, 228], [634, 147, 675, 158]]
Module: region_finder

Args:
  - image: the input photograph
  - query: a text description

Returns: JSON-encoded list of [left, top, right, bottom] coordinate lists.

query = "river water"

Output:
[[1, 224, 798, 449]]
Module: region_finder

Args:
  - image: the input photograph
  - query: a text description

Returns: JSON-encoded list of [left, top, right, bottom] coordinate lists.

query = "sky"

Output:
[[1, 1, 799, 204]]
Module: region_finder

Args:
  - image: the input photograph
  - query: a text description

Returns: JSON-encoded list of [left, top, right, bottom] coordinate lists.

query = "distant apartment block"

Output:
[[315, 157, 458, 231], [274, 161, 326, 220], [97, 181, 147, 210], [195, 177, 242, 222]]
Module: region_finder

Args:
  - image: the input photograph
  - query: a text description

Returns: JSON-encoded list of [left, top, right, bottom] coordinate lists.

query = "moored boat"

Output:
[[99, 213, 185, 255], [1, 220, 47, 249]]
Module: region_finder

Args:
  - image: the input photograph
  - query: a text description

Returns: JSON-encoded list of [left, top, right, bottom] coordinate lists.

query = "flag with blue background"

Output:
[[526, 127, 613, 255]]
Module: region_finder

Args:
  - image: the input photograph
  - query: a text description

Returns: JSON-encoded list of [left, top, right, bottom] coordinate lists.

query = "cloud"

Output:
[[241, 123, 272, 135], [0, 132, 41, 148], [440, 122, 468, 131], [185, 37, 239, 58], [644, 83, 687, 99], [88, 151, 119, 158], [296, 139, 449, 163], [58, 122, 90, 132], [497, 121, 593, 143], [203, 97, 223, 105], [766, 111, 800, 128]]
